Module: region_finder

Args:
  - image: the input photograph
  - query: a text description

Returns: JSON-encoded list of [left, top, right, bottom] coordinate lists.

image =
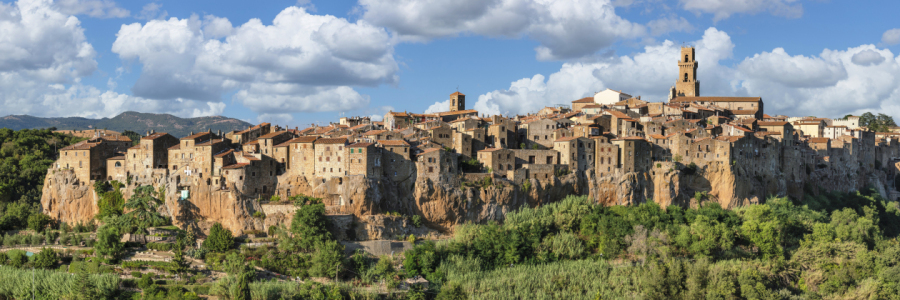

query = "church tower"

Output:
[[450, 91, 465, 111], [671, 47, 699, 100]]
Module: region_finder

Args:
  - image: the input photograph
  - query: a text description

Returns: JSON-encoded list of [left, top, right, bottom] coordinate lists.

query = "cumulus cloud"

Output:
[[474, 27, 900, 120], [851, 49, 885, 66], [55, 0, 129, 18], [359, 0, 688, 60], [883, 28, 900, 45], [424, 99, 450, 114], [112, 7, 398, 115], [679, 0, 803, 21]]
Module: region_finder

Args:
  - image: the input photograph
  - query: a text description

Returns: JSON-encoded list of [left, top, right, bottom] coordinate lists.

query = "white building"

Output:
[[593, 88, 632, 106]]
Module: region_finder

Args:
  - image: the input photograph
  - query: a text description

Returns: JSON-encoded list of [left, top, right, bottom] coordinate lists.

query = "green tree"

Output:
[[202, 222, 234, 252], [27, 213, 51, 232], [70, 262, 100, 300], [291, 203, 333, 251], [121, 185, 166, 234], [6, 250, 26, 268], [232, 271, 252, 300], [310, 240, 345, 278], [96, 189, 125, 220], [94, 224, 124, 260], [741, 205, 784, 259], [32, 248, 57, 269]]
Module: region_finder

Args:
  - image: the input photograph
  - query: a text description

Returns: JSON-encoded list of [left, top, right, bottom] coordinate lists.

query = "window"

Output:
[[685, 54, 689, 62], [684, 73, 688, 81]]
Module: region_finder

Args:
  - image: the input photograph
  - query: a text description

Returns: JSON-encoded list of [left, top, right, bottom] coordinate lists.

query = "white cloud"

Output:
[[55, 0, 129, 18], [474, 27, 900, 120], [850, 49, 885, 66], [647, 16, 694, 36], [137, 3, 167, 20], [679, 0, 803, 21], [424, 99, 450, 114], [112, 7, 398, 115], [359, 0, 687, 60], [883, 28, 900, 45]]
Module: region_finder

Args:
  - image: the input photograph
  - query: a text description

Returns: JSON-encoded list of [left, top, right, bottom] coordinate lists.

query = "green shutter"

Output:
[[350, 149, 354, 153]]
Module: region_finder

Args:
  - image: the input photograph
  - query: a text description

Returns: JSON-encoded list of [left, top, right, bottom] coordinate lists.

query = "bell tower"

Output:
[[450, 91, 465, 111], [672, 47, 699, 99]]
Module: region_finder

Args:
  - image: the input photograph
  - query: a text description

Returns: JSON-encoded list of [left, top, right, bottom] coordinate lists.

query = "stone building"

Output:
[[612, 137, 652, 173], [378, 140, 412, 181], [287, 136, 317, 178], [226, 123, 271, 145], [477, 148, 514, 177], [671, 46, 699, 98], [553, 137, 594, 172], [314, 137, 349, 178], [416, 148, 458, 182], [58, 139, 123, 183], [593, 136, 619, 176], [451, 131, 473, 158], [449, 91, 465, 111], [348, 142, 382, 178], [520, 118, 559, 149]]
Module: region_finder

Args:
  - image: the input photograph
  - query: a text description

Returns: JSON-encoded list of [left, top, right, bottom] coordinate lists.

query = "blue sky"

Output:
[[2, 0, 899, 128]]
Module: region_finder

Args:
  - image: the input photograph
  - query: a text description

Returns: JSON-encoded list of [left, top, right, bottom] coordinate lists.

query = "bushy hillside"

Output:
[[0, 111, 253, 137]]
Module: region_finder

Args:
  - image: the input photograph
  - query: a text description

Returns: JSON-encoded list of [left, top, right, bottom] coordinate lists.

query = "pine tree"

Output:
[[202, 222, 234, 252]]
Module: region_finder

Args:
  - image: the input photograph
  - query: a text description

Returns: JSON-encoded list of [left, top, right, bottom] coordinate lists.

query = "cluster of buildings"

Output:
[[55, 46, 900, 206]]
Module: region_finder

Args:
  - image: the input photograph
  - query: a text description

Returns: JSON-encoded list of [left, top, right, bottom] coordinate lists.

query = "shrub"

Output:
[[7, 250, 27, 268], [33, 248, 58, 269], [411, 215, 423, 228], [28, 213, 52, 232], [131, 271, 142, 278], [203, 223, 234, 253], [407, 234, 416, 244], [147, 242, 174, 251]]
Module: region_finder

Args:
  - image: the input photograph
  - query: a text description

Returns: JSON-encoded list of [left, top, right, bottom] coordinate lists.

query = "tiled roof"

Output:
[[572, 97, 594, 103], [670, 96, 762, 103], [168, 144, 181, 150], [451, 91, 465, 96], [259, 131, 289, 139], [222, 163, 249, 170], [316, 138, 348, 144], [181, 131, 212, 140], [388, 111, 410, 117], [612, 136, 647, 141], [107, 155, 125, 160], [61, 140, 99, 151], [96, 135, 132, 142], [437, 109, 478, 116], [758, 121, 789, 126], [363, 130, 386, 136], [731, 110, 758, 115], [377, 140, 409, 146], [142, 132, 171, 140], [348, 142, 374, 148], [289, 136, 318, 143], [215, 149, 234, 157], [809, 138, 830, 144], [555, 136, 578, 142]]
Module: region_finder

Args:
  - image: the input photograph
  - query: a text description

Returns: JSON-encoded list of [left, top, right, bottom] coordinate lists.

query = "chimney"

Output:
[[190, 131, 194, 136]]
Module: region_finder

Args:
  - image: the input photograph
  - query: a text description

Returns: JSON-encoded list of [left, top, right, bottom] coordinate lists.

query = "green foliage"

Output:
[[290, 203, 333, 251], [202, 222, 234, 253], [310, 240, 345, 278], [459, 157, 483, 173], [121, 185, 167, 234], [411, 215, 423, 227], [521, 180, 531, 192], [27, 212, 52, 232], [859, 112, 896, 132], [96, 188, 125, 220], [0, 265, 119, 299], [289, 194, 323, 206], [95, 224, 124, 260], [33, 248, 58, 269]]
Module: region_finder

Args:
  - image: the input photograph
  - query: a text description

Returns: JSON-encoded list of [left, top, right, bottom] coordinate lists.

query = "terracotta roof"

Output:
[[215, 149, 235, 157], [437, 109, 478, 116], [128, 145, 140, 150], [94, 135, 132, 142], [612, 136, 647, 141], [795, 121, 824, 125], [61, 140, 99, 151], [648, 134, 669, 140], [259, 131, 289, 139], [222, 163, 249, 169], [717, 136, 744, 142], [363, 130, 386, 136], [349, 124, 370, 130], [348, 142, 374, 148], [168, 144, 181, 150], [289, 136, 318, 143], [196, 139, 225, 146], [604, 110, 632, 120], [555, 136, 578, 142], [388, 111, 410, 117], [142, 132, 171, 140], [758, 121, 789, 126], [243, 155, 260, 161], [572, 97, 594, 103], [451, 91, 465, 96], [316, 138, 348, 144], [107, 155, 125, 160], [274, 140, 293, 148], [671, 96, 762, 103], [419, 148, 441, 155], [377, 140, 409, 146], [731, 110, 759, 115], [809, 138, 830, 144], [243, 140, 259, 146], [181, 132, 212, 140]]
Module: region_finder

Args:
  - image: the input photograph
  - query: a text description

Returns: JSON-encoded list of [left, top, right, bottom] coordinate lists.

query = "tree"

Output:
[[96, 189, 125, 220], [94, 224, 124, 260], [291, 203, 333, 251], [32, 248, 57, 269], [121, 185, 166, 234], [202, 222, 234, 252], [310, 240, 344, 278], [6, 250, 26, 268], [231, 271, 252, 300], [27, 213, 51, 232], [70, 262, 99, 300], [859, 112, 897, 132]]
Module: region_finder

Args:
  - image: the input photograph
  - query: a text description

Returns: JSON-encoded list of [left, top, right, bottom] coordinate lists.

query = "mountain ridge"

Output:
[[0, 111, 254, 138]]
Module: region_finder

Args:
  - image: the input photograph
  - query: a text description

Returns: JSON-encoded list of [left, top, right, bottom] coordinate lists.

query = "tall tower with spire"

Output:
[[450, 91, 465, 111], [670, 46, 699, 100]]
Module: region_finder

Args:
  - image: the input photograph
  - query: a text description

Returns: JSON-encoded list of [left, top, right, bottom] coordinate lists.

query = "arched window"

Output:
[[115, 162, 122, 167], [685, 54, 689, 62], [684, 73, 689, 82]]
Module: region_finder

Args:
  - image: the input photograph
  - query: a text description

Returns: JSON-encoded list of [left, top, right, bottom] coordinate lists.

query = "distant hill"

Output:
[[0, 111, 254, 138]]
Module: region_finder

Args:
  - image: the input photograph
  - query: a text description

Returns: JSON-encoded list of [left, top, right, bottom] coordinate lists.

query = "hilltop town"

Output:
[[40, 47, 900, 236]]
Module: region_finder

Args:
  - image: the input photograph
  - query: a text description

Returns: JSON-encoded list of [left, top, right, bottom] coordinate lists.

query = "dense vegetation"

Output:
[[404, 189, 900, 299], [0, 128, 85, 230], [0, 111, 253, 137]]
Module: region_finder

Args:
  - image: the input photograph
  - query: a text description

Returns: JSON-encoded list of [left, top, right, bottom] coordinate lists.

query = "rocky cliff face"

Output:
[[40, 169, 98, 225]]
